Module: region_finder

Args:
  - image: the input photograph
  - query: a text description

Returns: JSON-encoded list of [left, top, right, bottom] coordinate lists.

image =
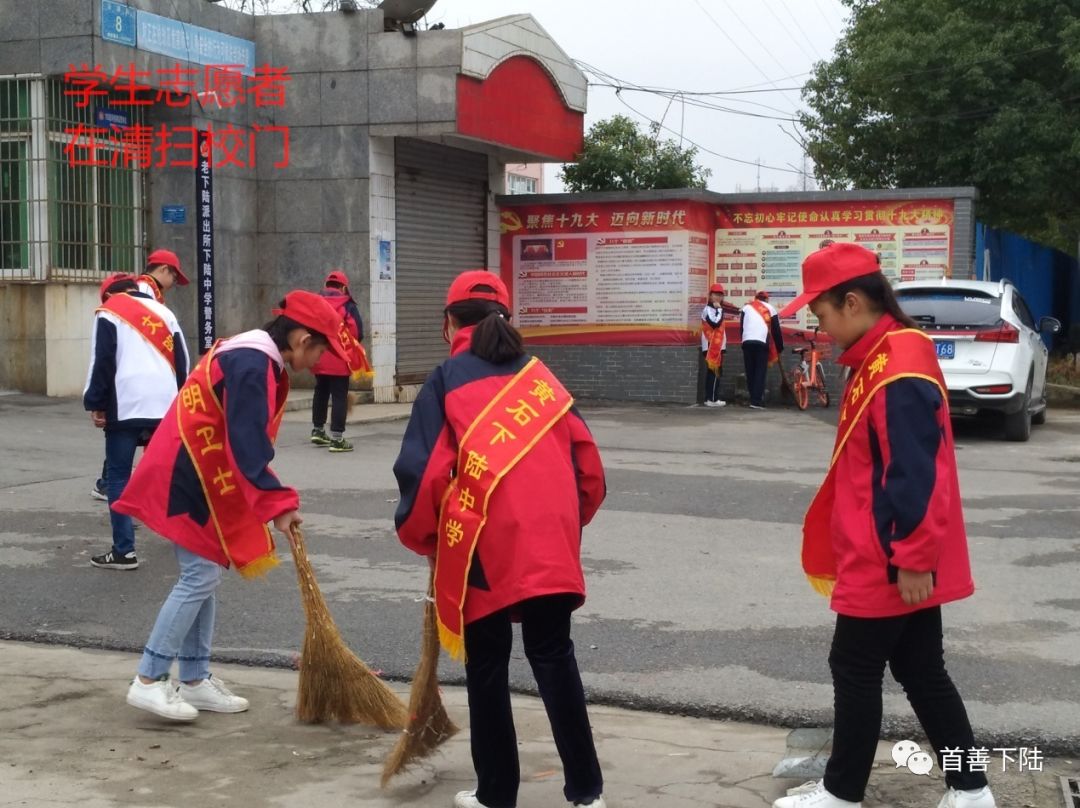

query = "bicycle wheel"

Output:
[[813, 364, 830, 408], [792, 369, 809, 410]]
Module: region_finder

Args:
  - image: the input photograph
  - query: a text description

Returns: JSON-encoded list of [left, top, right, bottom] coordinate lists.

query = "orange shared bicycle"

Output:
[[790, 326, 830, 410]]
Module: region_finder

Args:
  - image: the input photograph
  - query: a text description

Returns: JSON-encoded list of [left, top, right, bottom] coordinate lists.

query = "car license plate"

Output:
[[935, 340, 955, 359]]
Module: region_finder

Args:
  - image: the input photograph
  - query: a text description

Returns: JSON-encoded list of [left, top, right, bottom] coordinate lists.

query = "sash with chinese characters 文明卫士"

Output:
[[99, 293, 176, 370], [434, 357, 573, 661], [176, 341, 289, 578], [801, 328, 947, 597]]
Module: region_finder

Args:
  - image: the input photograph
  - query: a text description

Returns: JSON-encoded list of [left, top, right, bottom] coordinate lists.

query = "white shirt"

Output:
[[740, 300, 778, 344], [700, 305, 727, 352]]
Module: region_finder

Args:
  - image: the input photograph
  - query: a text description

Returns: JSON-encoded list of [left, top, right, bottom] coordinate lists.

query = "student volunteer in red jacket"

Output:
[[115, 291, 351, 723], [772, 243, 994, 808], [393, 270, 607, 808], [310, 269, 365, 453]]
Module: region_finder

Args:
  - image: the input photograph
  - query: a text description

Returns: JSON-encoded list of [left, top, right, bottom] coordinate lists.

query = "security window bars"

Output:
[[0, 75, 146, 282]]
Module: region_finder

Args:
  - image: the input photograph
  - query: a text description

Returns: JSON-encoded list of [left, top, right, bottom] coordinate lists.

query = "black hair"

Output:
[[104, 278, 138, 298], [325, 281, 346, 292], [263, 300, 331, 351], [445, 286, 524, 365], [820, 273, 919, 329]]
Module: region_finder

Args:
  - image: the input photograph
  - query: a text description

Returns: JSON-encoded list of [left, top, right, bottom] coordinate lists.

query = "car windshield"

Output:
[[896, 288, 1002, 329]]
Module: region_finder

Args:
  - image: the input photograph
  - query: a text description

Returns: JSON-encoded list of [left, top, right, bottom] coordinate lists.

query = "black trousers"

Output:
[[824, 607, 988, 802], [700, 351, 723, 402], [742, 340, 768, 406], [464, 595, 603, 808], [312, 374, 349, 434]]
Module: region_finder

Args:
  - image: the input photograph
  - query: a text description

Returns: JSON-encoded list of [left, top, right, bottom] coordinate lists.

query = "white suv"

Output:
[[895, 279, 1061, 442]]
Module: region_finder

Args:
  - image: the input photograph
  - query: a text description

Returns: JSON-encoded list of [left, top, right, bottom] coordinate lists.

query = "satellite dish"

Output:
[[378, 0, 438, 26]]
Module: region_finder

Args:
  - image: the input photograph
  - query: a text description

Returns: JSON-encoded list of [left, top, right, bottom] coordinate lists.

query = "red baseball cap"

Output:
[[709, 282, 726, 295], [778, 242, 881, 318], [325, 269, 349, 287], [446, 270, 510, 309], [99, 272, 135, 303], [272, 290, 352, 364], [146, 248, 190, 286]]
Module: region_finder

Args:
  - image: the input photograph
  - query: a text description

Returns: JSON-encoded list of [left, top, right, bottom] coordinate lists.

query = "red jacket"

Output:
[[827, 315, 975, 618], [312, 290, 362, 377], [115, 332, 299, 567], [393, 328, 606, 624]]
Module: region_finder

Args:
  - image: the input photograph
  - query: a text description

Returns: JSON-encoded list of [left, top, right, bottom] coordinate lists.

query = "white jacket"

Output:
[[83, 293, 189, 425]]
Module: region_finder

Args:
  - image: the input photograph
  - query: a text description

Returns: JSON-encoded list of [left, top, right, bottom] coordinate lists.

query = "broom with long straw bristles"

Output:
[[381, 569, 459, 786], [288, 525, 408, 728]]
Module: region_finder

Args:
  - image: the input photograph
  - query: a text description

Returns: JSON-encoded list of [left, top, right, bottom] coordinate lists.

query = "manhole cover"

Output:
[[1062, 776, 1080, 808]]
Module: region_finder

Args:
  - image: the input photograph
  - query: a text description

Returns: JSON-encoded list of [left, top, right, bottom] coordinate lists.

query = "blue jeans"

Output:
[[138, 545, 223, 682], [105, 427, 142, 556]]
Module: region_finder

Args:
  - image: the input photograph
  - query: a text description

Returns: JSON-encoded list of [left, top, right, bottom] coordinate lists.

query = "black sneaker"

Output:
[[90, 483, 108, 502], [90, 550, 139, 570], [310, 428, 331, 446], [328, 437, 354, 453]]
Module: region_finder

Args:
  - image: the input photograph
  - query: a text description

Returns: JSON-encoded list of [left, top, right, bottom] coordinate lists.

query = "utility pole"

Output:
[[756, 158, 761, 192]]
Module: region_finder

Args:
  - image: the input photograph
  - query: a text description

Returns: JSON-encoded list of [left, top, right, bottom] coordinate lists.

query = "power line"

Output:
[[614, 91, 804, 176], [689, 0, 803, 109], [714, 0, 805, 109], [760, 0, 820, 64], [774, 0, 827, 61], [585, 80, 800, 121], [807, 0, 841, 38]]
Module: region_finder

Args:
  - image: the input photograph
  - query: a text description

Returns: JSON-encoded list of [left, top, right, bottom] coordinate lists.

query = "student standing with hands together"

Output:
[[772, 243, 995, 808]]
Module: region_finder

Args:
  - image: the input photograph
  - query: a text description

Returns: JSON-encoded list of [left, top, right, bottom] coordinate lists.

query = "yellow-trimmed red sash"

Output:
[[801, 328, 947, 596], [137, 274, 164, 303], [703, 321, 725, 372], [434, 357, 573, 661], [176, 342, 290, 578], [99, 293, 176, 370], [750, 299, 779, 365]]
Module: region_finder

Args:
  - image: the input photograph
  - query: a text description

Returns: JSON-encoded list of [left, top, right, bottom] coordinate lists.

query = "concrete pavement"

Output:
[[1, 391, 1080, 807], [0, 641, 1072, 808]]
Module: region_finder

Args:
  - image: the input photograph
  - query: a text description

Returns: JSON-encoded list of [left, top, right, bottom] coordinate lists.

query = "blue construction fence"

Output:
[[974, 223, 1080, 351]]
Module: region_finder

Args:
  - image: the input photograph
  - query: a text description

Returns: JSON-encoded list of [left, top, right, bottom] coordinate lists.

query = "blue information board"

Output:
[[101, 0, 137, 47], [137, 8, 256, 76], [162, 205, 187, 225]]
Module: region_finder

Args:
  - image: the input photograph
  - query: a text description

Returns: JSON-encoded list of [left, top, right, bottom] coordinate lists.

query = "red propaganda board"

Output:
[[714, 199, 955, 327], [499, 201, 714, 345]]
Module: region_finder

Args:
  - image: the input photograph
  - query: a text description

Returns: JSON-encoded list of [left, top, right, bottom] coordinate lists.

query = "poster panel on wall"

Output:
[[714, 199, 954, 328], [499, 201, 713, 345]]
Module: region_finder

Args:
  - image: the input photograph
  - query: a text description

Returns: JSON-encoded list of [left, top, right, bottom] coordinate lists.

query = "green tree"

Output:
[[801, 0, 1080, 253], [559, 115, 711, 192]]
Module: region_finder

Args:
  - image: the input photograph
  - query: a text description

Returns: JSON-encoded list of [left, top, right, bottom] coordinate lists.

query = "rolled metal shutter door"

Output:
[[395, 139, 488, 385]]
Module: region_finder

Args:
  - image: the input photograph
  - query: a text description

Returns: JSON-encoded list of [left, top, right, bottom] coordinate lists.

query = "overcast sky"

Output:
[[428, 0, 850, 193]]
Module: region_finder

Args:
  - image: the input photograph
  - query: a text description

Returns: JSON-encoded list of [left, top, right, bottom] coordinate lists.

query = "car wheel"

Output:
[[1003, 373, 1033, 442]]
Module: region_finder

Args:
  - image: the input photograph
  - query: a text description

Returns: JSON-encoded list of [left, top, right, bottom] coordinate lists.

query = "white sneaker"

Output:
[[453, 791, 495, 808], [126, 676, 198, 721], [937, 786, 996, 808], [703, 400, 718, 407], [713, 400, 727, 408], [575, 799, 606, 808], [773, 780, 861, 808], [178, 675, 249, 713]]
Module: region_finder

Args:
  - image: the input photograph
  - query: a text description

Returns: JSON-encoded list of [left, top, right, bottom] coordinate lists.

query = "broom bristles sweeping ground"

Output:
[[289, 526, 408, 728], [381, 573, 459, 786]]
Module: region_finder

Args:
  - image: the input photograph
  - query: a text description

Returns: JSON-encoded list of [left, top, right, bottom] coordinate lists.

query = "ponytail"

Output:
[[821, 273, 919, 329], [445, 292, 525, 365]]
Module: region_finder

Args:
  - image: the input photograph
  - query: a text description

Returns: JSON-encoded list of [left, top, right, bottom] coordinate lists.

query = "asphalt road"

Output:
[[1, 393, 1078, 752]]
